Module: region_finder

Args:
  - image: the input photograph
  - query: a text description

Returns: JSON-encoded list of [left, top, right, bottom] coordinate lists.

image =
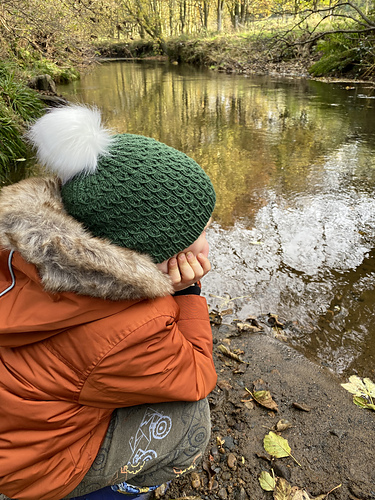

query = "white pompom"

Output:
[[27, 105, 114, 183]]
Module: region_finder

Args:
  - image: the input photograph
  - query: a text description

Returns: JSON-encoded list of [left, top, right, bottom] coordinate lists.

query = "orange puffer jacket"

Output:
[[0, 178, 217, 500]]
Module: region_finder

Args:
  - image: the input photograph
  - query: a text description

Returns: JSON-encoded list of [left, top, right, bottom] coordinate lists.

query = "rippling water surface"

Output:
[[58, 61, 375, 376]]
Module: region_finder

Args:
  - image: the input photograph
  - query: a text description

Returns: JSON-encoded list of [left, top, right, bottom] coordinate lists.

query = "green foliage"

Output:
[[309, 31, 374, 77], [0, 64, 44, 182]]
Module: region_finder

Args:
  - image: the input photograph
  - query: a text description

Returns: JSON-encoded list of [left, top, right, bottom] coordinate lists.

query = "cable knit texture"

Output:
[[61, 134, 216, 263]]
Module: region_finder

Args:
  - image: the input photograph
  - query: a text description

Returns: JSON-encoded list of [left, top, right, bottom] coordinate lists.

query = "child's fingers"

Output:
[[196, 253, 211, 275], [167, 257, 182, 285], [177, 253, 196, 281]]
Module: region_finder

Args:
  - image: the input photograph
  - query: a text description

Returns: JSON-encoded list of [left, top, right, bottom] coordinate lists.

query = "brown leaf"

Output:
[[236, 321, 262, 333], [290, 486, 312, 499], [209, 310, 222, 325], [217, 344, 248, 363], [202, 459, 217, 491], [275, 419, 293, 432], [274, 477, 292, 499], [217, 379, 233, 391], [252, 390, 279, 411], [190, 472, 201, 489]]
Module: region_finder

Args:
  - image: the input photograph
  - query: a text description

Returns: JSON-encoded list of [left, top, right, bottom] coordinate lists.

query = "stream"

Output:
[[58, 60, 375, 377]]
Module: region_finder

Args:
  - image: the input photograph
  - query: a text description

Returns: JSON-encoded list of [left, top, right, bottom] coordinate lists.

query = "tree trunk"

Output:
[[217, 0, 224, 32], [203, 0, 209, 29]]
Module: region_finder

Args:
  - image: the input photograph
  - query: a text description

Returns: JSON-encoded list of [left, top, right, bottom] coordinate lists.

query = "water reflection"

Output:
[[59, 61, 375, 376]]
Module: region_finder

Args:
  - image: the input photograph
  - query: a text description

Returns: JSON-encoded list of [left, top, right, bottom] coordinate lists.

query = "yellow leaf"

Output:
[[259, 471, 276, 492], [264, 432, 301, 466], [264, 431, 291, 459]]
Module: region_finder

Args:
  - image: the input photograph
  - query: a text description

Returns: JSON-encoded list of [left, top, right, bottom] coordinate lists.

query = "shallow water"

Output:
[[58, 61, 375, 377]]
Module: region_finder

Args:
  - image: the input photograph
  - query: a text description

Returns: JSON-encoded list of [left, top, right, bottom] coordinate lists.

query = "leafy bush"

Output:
[[309, 31, 374, 77]]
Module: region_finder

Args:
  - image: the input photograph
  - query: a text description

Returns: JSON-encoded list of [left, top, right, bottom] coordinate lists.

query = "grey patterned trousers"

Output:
[[62, 399, 211, 498]]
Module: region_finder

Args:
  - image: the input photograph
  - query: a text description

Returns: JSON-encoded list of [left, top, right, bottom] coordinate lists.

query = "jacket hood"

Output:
[[0, 177, 173, 301]]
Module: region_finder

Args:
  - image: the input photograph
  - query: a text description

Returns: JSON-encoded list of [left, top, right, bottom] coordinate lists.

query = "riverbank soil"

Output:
[[163, 325, 375, 500]]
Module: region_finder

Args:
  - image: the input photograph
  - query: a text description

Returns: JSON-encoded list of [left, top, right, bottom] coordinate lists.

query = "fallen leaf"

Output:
[[263, 431, 301, 466], [245, 387, 278, 411], [290, 486, 312, 499], [217, 379, 233, 391], [253, 390, 279, 411], [274, 477, 292, 499], [217, 344, 248, 363], [190, 472, 201, 489], [341, 375, 375, 411], [275, 419, 292, 432], [353, 396, 375, 411], [264, 431, 290, 458], [236, 322, 262, 333], [202, 459, 216, 490], [209, 310, 222, 325], [259, 471, 276, 491]]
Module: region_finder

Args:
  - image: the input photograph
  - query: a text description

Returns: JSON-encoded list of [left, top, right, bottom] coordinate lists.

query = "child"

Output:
[[0, 105, 217, 500]]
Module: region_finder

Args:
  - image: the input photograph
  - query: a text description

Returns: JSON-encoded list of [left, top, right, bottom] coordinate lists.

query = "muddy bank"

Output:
[[164, 325, 375, 500]]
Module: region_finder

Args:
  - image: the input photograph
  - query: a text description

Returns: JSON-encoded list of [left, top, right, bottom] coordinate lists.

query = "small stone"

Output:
[[224, 435, 236, 450], [218, 487, 228, 499], [221, 471, 232, 481], [210, 445, 219, 457], [235, 487, 248, 500], [227, 452, 237, 469]]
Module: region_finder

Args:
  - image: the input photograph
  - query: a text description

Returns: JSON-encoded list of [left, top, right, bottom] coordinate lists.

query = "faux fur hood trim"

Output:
[[0, 177, 173, 300]]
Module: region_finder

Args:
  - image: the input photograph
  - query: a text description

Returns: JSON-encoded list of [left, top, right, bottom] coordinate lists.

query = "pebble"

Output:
[[223, 435, 236, 450], [235, 487, 248, 500], [210, 445, 219, 458], [227, 452, 237, 469], [218, 487, 228, 499], [221, 471, 232, 481]]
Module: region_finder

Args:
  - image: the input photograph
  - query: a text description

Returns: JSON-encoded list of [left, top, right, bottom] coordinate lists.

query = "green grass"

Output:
[[0, 63, 45, 182]]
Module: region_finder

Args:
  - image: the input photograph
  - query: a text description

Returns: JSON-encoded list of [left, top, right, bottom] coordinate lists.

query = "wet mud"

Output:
[[164, 325, 375, 500]]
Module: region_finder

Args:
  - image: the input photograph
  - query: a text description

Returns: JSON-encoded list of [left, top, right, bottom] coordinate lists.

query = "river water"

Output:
[[58, 60, 375, 377]]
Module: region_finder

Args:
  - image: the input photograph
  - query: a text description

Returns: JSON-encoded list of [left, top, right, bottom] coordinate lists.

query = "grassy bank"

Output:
[[0, 56, 81, 185], [96, 23, 375, 82]]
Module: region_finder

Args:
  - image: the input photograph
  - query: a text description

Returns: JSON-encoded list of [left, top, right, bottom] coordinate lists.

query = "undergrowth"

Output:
[[0, 63, 44, 184]]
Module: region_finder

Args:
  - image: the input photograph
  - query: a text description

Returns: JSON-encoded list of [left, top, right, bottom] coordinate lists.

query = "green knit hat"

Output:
[[27, 105, 216, 263]]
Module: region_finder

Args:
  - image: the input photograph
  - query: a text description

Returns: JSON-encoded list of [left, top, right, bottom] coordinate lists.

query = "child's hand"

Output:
[[168, 252, 211, 292]]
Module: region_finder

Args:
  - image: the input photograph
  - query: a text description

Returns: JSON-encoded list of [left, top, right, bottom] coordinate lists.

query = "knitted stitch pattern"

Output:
[[61, 134, 216, 263]]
